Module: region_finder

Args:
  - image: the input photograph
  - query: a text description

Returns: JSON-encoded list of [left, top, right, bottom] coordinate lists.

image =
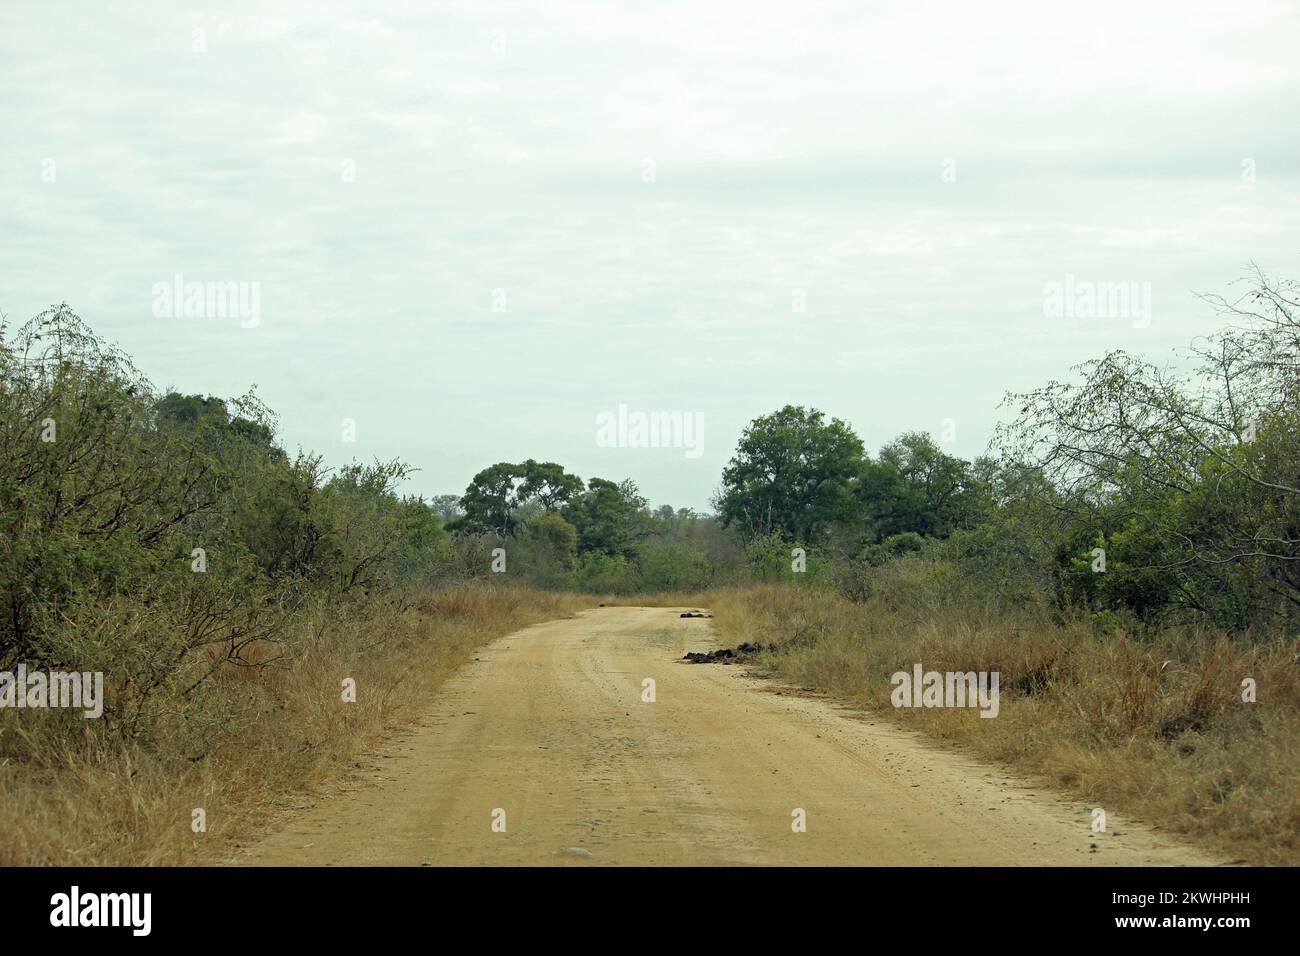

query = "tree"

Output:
[[315, 459, 425, 592], [0, 306, 313, 692], [0, 307, 241, 662], [860, 432, 984, 539], [453, 462, 526, 535], [518, 460, 584, 511], [156, 391, 278, 451], [526, 512, 578, 565], [453, 460, 582, 536], [716, 405, 864, 541], [638, 540, 712, 591], [563, 477, 650, 557], [997, 266, 1300, 630], [428, 494, 465, 525]]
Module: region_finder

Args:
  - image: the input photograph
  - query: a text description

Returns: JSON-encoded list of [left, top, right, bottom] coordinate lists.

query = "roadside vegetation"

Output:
[[0, 307, 584, 863], [701, 268, 1298, 865], [0, 586, 582, 865], [2, 265, 1295, 864], [441, 266, 1298, 864], [707, 580, 1297, 865]]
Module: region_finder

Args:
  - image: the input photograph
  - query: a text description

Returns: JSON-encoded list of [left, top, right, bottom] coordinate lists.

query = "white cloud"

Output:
[[0, 0, 1297, 507]]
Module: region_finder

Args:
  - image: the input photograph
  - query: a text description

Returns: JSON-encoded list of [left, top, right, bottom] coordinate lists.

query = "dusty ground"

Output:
[[236, 607, 1221, 866]]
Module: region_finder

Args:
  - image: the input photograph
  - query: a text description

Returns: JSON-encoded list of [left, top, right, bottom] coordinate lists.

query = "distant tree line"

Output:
[[441, 266, 1298, 634]]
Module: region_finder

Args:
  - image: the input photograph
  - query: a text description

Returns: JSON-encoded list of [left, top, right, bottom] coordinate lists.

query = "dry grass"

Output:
[[707, 580, 1300, 865], [7, 574, 1295, 866], [588, 591, 709, 608], [0, 585, 587, 865]]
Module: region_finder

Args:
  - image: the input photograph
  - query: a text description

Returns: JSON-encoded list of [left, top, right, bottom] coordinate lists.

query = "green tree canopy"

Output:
[[562, 477, 650, 557], [717, 405, 864, 541], [860, 432, 986, 540], [453, 460, 583, 536]]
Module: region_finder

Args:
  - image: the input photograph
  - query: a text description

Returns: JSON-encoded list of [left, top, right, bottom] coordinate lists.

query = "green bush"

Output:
[[0, 306, 447, 722], [572, 552, 639, 593]]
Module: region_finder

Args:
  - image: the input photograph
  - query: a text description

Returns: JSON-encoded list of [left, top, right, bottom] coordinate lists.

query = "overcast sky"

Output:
[[2, 0, 1297, 510]]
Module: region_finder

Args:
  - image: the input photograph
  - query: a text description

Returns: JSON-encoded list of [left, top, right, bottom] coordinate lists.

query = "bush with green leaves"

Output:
[[636, 540, 714, 592], [572, 551, 639, 593], [0, 306, 447, 721]]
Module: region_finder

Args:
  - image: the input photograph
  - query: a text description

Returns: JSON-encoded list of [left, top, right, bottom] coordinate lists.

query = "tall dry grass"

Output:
[[589, 591, 710, 608], [0, 585, 586, 865], [707, 573, 1300, 865]]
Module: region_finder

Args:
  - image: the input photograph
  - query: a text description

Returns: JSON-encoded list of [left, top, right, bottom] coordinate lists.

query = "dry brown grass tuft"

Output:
[[0, 585, 587, 865], [707, 582, 1299, 865]]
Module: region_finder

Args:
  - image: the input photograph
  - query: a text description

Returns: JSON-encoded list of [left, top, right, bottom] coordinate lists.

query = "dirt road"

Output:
[[238, 607, 1216, 866]]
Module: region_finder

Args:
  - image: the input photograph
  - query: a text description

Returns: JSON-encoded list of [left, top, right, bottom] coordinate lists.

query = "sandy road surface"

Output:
[[238, 607, 1217, 866]]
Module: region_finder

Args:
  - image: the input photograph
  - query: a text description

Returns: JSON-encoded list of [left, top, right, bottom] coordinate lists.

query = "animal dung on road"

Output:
[[682, 642, 770, 664], [683, 648, 734, 663]]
